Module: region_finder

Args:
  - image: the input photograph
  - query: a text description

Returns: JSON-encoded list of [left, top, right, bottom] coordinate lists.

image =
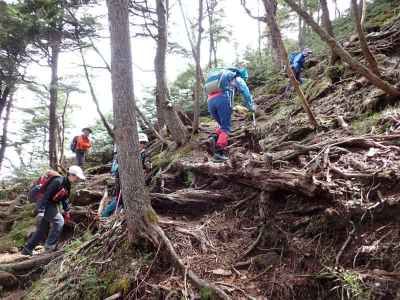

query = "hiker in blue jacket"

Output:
[[289, 48, 313, 84], [205, 67, 255, 162]]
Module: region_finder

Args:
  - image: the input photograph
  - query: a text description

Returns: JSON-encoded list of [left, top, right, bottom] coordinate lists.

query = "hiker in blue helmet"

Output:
[[205, 67, 254, 162]]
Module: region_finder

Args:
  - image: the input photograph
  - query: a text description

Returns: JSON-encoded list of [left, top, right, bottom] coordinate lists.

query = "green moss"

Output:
[[145, 208, 159, 224], [200, 287, 215, 300], [106, 275, 130, 295], [351, 112, 381, 134], [0, 203, 36, 250], [152, 144, 193, 169]]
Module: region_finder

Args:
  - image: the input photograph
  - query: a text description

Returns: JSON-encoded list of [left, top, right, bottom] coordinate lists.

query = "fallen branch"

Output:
[[335, 222, 356, 267]]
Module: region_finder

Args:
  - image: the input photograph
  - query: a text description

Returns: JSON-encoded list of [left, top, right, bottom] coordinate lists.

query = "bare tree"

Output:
[[155, 0, 188, 146], [320, 0, 340, 65], [283, 0, 400, 97], [177, 0, 204, 132], [0, 92, 13, 171], [262, 0, 318, 128], [206, 0, 218, 67], [351, 0, 380, 76], [241, 0, 283, 71]]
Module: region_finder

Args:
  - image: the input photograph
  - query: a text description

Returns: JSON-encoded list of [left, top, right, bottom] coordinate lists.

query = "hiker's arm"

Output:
[[61, 198, 70, 212], [234, 77, 254, 111]]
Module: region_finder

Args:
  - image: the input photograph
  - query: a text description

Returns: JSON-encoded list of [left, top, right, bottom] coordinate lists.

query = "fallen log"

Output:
[[151, 189, 235, 215], [0, 251, 63, 275], [72, 189, 103, 206], [175, 160, 321, 198]]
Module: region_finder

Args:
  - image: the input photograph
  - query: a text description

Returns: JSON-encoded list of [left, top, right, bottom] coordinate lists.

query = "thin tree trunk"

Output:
[[320, 0, 340, 65], [206, 0, 218, 68], [79, 46, 115, 139], [156, 0, 188, 146], [261, 0, 283, 71], [298, 0, 304, 49], [360, 0, 367, 29], [0, 86, 10, 121], [284, 0, 400, 97], [48, 33, 61, 169], [58, 91, 70, 166], [257, 0, 262, 60], [106, 0, 158, 242], [351, 0, 380, 76], [193, 0, 204, 133], [0, 93, 13, 171], [263, 0, 318, 128]]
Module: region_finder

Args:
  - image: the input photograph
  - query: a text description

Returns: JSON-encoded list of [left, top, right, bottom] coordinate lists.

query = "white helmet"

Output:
[[68, 165, 86, 180], [303, 48, 313, 56], [138, 133, 149, 143]]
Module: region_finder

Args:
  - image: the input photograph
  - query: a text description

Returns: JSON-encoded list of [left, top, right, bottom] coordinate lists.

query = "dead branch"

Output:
[[335, 222, 356, 267]]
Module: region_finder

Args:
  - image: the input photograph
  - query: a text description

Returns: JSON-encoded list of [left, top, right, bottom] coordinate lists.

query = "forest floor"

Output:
[[1, 10, 400, 300]]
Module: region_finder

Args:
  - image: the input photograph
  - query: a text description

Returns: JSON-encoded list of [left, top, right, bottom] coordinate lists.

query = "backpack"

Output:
[[289, 52, 299, 65], [28, 170, 62, 202], [204, 67, 241, 95], [70, 136, 78, 153]]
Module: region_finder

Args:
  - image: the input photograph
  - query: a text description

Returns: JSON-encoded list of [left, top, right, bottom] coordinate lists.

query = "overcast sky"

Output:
[[1, 0, 350, 175]]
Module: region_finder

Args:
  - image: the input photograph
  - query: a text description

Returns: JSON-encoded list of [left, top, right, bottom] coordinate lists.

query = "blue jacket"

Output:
[[213, 70, 254, 110], [290, 52, 305, 73]]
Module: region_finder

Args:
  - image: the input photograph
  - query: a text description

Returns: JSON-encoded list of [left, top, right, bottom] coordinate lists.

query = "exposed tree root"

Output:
[[152, 224, 231, 300]]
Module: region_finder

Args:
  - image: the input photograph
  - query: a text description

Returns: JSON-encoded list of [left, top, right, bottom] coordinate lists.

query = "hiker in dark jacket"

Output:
[[21, 166, 85, 256]]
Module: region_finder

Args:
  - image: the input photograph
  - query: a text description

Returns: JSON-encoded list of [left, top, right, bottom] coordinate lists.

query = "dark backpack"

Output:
[[28, 170, 61, 202], [70, 136, 78, 153]]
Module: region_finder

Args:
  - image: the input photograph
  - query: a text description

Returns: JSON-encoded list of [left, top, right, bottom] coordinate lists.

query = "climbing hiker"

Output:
[[21, 166, 85, 256], [205, 67, 255, 162], [101, 133, 151, 217], [70, 127, 93, 167], [288, 48, 313, 84]]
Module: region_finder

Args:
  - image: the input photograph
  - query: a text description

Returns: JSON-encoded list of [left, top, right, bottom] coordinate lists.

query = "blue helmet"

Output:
[[238, 68, 249, 81]]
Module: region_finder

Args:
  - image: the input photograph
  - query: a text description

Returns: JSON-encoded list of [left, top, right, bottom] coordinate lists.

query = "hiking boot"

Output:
[[212, 151, 228, 162], [21, 247, 33, 256], [208, 134, 218, 155]]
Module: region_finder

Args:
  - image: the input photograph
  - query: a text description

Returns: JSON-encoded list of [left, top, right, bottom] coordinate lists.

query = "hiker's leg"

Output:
[[44, 212, 64, 251], [76, 151, 85, 166], [43, 204, 63, 251], [215, 97, 231, 149], [24, 217, 49, 253], [208, 98, 221, 126]]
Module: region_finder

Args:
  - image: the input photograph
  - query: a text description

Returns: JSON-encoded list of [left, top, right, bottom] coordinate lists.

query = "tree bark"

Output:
[[350, 0, 380, 76], [206, 0, 218, 67], [360, 0, 367, 29], [0, 85, 10, 122], [261, 0, 283, 71], [298, 0, 304, 49], [193, 0, 204, 133], [48, 32, 61, 169], [0, 93, 13, 171], [263, 0, 318, 128], [106, 0, 158, 242], [320, 0, 340, 65], [155, 0, 188, 146], [283, 0, 400, 97], [79, 45, 115, 139]]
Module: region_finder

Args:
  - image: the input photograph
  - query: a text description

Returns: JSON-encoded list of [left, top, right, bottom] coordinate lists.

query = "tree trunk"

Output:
[[0, 85, 10, 122], [263, 0, 318, 128], [206, 0, 218, 68], [284, 0, 400, 97], [79, 45, 115, 139], [298, 0, 304, 49], [106, 0, 158, 242], [193, 0, 204, 133], [0, 93, 13, 171], [360, 0, 367, 29], [156, 0, 188, 146], [261, 0, 283, 71], [350, 0, 380, 76], [48, 32, 61, 169], [320, 0, 340, 65]]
